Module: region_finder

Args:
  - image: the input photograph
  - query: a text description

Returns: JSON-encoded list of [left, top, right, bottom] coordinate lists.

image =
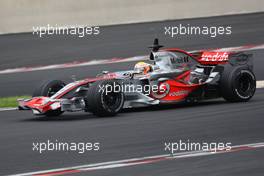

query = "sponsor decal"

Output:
[[200, 52, 229, 62], [169, 90, 189, 97]]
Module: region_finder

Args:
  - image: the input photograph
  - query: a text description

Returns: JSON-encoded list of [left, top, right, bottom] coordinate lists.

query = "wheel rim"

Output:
[[102, 91, 123, 112], [235, 71, 255, 98]]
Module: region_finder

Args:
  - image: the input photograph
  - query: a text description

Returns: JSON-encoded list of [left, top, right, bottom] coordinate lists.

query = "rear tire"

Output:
[[85, 80, 124, 117], [220, 65, 256, 102], [33, 80, 66, 117]]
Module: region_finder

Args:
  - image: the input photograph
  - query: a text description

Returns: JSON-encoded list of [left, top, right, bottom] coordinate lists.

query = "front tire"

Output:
[[85, 80, 124, 117], [33, 80, 66, 117], [220, 66, 256, 102], [33, 80, 66, 97]]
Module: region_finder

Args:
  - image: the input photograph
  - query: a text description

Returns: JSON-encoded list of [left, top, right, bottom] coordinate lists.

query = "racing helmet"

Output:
[[134, 62, 152, 74]]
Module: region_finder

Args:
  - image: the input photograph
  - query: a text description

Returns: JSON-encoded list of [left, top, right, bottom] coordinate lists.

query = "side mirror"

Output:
[[102, 71, 109, 74], [158, 77, 170, 82]]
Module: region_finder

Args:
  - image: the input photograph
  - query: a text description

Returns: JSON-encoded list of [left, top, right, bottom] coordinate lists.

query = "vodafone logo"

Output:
[[200, 52, 229, 62], [169, 90, 189, 97], [152, 83, 170, 99]]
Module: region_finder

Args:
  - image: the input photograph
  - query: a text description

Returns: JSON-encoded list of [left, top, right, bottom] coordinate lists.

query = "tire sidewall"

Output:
[[86, 80, 124, 117], [98, 81, 124, 114], [221, 65, 256, 102], [233, 69, 256, 100]]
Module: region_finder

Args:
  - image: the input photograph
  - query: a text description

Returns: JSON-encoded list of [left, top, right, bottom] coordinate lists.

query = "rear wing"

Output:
[[191, 51, 253, 69]]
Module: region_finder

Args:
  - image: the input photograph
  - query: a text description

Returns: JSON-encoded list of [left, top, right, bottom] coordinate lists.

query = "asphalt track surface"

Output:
[[0, 12, 264, 96], [0, 13, 264, 175]]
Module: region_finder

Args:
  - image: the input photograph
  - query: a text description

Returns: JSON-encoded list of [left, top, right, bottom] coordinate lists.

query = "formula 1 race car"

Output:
[[18, 39, 256, 118]]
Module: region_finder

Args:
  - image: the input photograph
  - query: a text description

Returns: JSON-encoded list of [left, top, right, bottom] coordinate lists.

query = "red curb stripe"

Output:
[[33, 169, 81, 176]]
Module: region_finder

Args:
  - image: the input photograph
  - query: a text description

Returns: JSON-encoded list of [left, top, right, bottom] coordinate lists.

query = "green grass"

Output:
[[0, 95, 31, 108]]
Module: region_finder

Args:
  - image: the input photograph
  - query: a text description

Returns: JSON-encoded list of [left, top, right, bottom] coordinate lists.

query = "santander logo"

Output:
[[200, 52, 229, 62]]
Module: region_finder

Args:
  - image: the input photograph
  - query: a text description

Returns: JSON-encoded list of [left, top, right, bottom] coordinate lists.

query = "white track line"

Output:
[[0, 80, 264, 112], [0, 56, 146, 74], [0, 107, 17, 112], [213, 44, 264, 52], [0, 44, 264, 75], [256, 80, 264, 89], [8, 142, 264, 176]]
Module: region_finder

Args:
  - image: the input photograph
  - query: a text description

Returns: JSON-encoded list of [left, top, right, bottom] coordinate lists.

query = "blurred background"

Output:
[[0, 0, 264, 34]]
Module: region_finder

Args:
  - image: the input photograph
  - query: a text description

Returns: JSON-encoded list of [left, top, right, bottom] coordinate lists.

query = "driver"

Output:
[[134, 62, 153, 74]]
